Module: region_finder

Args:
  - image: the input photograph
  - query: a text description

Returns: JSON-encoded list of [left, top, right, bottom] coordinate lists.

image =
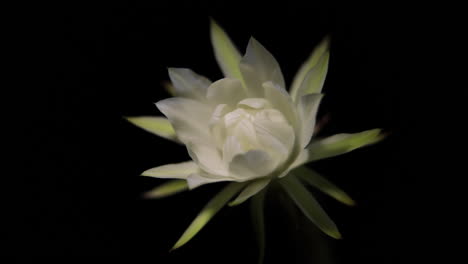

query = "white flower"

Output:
[[127, 20, 384, 252]]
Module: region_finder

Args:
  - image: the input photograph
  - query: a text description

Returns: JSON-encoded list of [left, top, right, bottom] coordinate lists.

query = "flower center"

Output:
[[209, 98, 295, 166]]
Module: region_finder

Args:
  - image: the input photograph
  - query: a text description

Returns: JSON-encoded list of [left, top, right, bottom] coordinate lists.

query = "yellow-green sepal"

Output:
[[171, 182, 247, 250], [210, 19, 243, 81], [142, 180, 188, 199], [307, 129, 385, 162], [280, 175, 341, 239], [291, 166, 355, 206], [125, 116, 179, 143]]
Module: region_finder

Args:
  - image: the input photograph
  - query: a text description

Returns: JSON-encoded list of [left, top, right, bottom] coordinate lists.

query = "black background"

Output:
[[11, 1, 427, 262]]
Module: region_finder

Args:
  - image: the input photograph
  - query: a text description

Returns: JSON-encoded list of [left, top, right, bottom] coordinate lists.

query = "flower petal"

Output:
[[297, 93, 324, 148], [240, 38, 285, 97], [292, 50, 329, 102], [172, 182, 247, 250], [229, 178, 270, 206], [306, 129, 385, 162], [291, 166, 355, 206], [206, 78, 247, 107], [125, 116, 179, 143], [229, 150, 277, 179], [280, 175, 341, 239], [168, 68, 212, 101], [186, 142, 229, 177], [250, 188, 266, 264], [186, 171, 233, 189], [210, 19, 243, 80], [156, 97, 212, 144], [142, 180, 189, 199], [254, 114, 295, 160], [290, 36, 330, 101], [141, 161, 198, 179], [263, 81, 298, 131]]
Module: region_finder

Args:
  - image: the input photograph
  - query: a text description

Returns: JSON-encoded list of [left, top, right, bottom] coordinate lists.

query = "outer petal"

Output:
[[291, 166, 355, 206], [290, 36, 330, 101], [172, 182, 247, 249], [125, 116, 179, 143], [168, 68, 212, 101], [280, 175, 341, 239], [240, 38, 285, 97], [186, 171, 234, 189], [156, 97, 212, 144], [292, 51, 329, 102], [141, 161, 198, 179], [142, 180, 189, 199], [297, 93, 324, 148], [263, 81, 299, 131], [210, 20, 243, 80], [304, 129, 385, 164], [206, 78, 247, 107]]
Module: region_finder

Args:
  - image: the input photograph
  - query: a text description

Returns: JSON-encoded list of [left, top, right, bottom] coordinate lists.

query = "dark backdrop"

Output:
[[13, 1, 422, 263]]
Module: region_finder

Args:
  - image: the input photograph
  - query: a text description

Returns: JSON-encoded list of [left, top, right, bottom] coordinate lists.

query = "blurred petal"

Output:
[[156, 97, 212, 144], [168, 68, 212, 101], [280, 175, 341, 239], [125, 116, 179, 142], [297, 93, 324, 148], [210, 19, 243, 80], [206, 78, 247, 107], [229, 150, 277, 179], [290, 36, 330, 101], [292, 51, 329, 102], [240, 38, 285, 97], [291, 166, 355, 206], [141, 161, 198, 179], [142, 180, 188, 199], [306, 129, 385, 162], [229, 178, 270, 206], [250, 188, 266, 264], [172, 182, 247, 250]]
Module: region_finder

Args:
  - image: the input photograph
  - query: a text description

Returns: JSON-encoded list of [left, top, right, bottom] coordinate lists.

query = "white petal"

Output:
[[290, 36, 329, 100], [155, 97, 212, 144], [222, 136, 243, 164], [289, 149, 309, 170], [254, 116, 295, 160], [297, 93, 324, 148], [186, 142, 229, 177], [206, 78, 247, 107], [141, 161, 198, 179], [210, 20, 243, 80], [292, 50, 329, 102], [239, 38, 285, 97], [229, 150, 277, 179], [238, 98, 271, 109], [125, 116, 179, 142], [168, 68, 212, 101], [186, 172, 232, 189], [263, 81, 299, 132]]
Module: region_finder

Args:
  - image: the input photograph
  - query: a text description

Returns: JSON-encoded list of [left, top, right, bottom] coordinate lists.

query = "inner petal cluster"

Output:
[[209, 98, 295, 178]]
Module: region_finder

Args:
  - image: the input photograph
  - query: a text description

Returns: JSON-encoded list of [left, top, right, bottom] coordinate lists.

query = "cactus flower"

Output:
[[126, 20, 384, 257]]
